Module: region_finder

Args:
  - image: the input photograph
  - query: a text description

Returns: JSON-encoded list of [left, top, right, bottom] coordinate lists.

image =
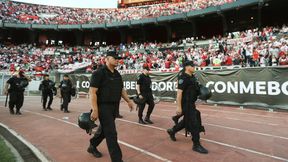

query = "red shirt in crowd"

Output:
[[225, 55, 233, 66], [279, 56, 288, 65], [165, 60, 171, 69]]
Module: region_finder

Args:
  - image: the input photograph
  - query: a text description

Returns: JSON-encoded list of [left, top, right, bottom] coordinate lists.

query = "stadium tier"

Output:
[[1, 0, 236, 25], [0, 0, 287, 74]]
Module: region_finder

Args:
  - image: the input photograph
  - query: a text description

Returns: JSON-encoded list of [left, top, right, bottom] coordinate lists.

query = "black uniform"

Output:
[[89, 65, 123, 162], [39, 79, 56, 110], [137, 73, 155, 124], [167, 72, 208, 153], [59, 79, 72, 113], [6, 76, 29, 115]]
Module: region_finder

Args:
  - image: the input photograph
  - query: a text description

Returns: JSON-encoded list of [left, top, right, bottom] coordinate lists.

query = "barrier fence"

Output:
[[1, 66, 287, 110]]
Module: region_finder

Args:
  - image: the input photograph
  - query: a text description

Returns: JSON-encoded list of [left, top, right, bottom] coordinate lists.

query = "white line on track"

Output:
[[204, 123, 288, 140], [23, 110, 172, 162], [202, 114, 279, 126], [150, 103, 288, 120], [119, 109, 288, 140], [116, 119, 288, 162]]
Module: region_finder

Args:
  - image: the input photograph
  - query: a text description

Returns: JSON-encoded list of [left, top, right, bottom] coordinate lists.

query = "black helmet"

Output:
[[78, 112, 97, 135], [198, 85, 212, 100], [133, 96, 145, 105]]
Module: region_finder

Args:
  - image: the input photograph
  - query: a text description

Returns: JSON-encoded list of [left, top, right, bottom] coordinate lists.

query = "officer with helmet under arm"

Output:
[[88, 51, 134, 162], [167, 61, 208, 154]]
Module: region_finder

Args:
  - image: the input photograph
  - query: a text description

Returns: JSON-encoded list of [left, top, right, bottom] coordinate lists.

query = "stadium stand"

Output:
[[0, 0, 235, 25]]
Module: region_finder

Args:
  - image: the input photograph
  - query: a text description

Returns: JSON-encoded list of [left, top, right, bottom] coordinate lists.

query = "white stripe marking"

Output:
[[0, 123, 50, 162], [120, 109, 288, 140], [202, 114, 278, 126], [23, 110, 171, 162], [151, 103, 288, 120], [117, 119, 288, 162], [205, 123, 288, 140]]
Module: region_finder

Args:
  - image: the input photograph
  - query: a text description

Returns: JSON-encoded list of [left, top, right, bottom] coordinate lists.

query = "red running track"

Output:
[[0, 96, 287, 162]]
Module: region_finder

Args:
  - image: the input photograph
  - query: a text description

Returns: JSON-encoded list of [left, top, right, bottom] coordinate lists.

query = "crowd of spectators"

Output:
[[0, 0, 235, 25], [0, 25, 287, 74]]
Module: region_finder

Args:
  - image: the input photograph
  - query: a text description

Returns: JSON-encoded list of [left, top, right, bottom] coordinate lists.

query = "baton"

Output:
[[5, 93, 8, 107]]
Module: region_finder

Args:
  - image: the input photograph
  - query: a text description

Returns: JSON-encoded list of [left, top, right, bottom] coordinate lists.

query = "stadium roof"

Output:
[[12, 0, 117, 8]]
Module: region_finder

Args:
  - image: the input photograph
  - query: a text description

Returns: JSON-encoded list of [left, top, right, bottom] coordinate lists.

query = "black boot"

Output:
[[138, 118, 147, 124], [64, 110, 70, 113], [193, 143, 208, 154], [43, 107, 47, 111], [144, 117, 153, 124], [167, 129, 176, 141], [9, 108, 15, 115], [15, 110, 22, 115], [87, 145, 102, 158], [47, 107, 53, 110]]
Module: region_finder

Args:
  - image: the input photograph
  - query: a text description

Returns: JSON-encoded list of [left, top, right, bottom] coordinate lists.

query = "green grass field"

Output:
[[0, 136, 16, 162]]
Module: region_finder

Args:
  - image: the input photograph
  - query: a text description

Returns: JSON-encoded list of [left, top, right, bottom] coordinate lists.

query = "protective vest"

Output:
[[40, 80, 55, 92], [138, 74, 152, 94], [182, 75, 200, 108], [97, 67, 122, 103], [61, 80, 72, 93]]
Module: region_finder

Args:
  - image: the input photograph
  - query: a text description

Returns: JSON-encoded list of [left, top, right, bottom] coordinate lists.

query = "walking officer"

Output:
[[88, 51, 134, 162], [59, 74, 72, 113], [136, 66, 155, 124], [167, 61, 208, 154], [4, 70, 30, 115], [39, 74, 56, 111]]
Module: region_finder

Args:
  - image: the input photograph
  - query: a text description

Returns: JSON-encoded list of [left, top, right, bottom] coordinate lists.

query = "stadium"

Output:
[[0, 0, 287, 161]]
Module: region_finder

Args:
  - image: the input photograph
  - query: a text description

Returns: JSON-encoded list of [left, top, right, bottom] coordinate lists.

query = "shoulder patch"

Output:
[[178, 79, 184, 84]]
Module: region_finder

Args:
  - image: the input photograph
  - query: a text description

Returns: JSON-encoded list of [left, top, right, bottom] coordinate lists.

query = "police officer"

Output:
[[136, 66, 155, 124], [59, 74, 72, 113], [88, 51, 134, 162], [39, 74, 56, 111], [4, 71, 30, 115], [167, 61, 208, 154]]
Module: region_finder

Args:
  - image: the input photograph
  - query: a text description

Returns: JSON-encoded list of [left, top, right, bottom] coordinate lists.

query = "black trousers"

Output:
[[172, 108, 202, 145], [61, 92, 71, 111], [42, 91, 53, 108], [9, 92, 24, 112], [138, 93, 155, 119], [115, 102, 120, 115], [90, 103, 122, 162]]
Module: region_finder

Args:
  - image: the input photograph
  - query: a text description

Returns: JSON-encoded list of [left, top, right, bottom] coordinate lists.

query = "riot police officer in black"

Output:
[[59, 74, 72, 113], [167, 61, 208, 154], [136, 67, 155, 124], [39, 74, 56, 111], [89, 51, 134, 162], [4, 71, 30, 115]]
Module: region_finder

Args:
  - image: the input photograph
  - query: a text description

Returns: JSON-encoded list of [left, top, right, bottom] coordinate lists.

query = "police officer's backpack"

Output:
[[78, 112, 97, 135], [198, 85, 212, 100]]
